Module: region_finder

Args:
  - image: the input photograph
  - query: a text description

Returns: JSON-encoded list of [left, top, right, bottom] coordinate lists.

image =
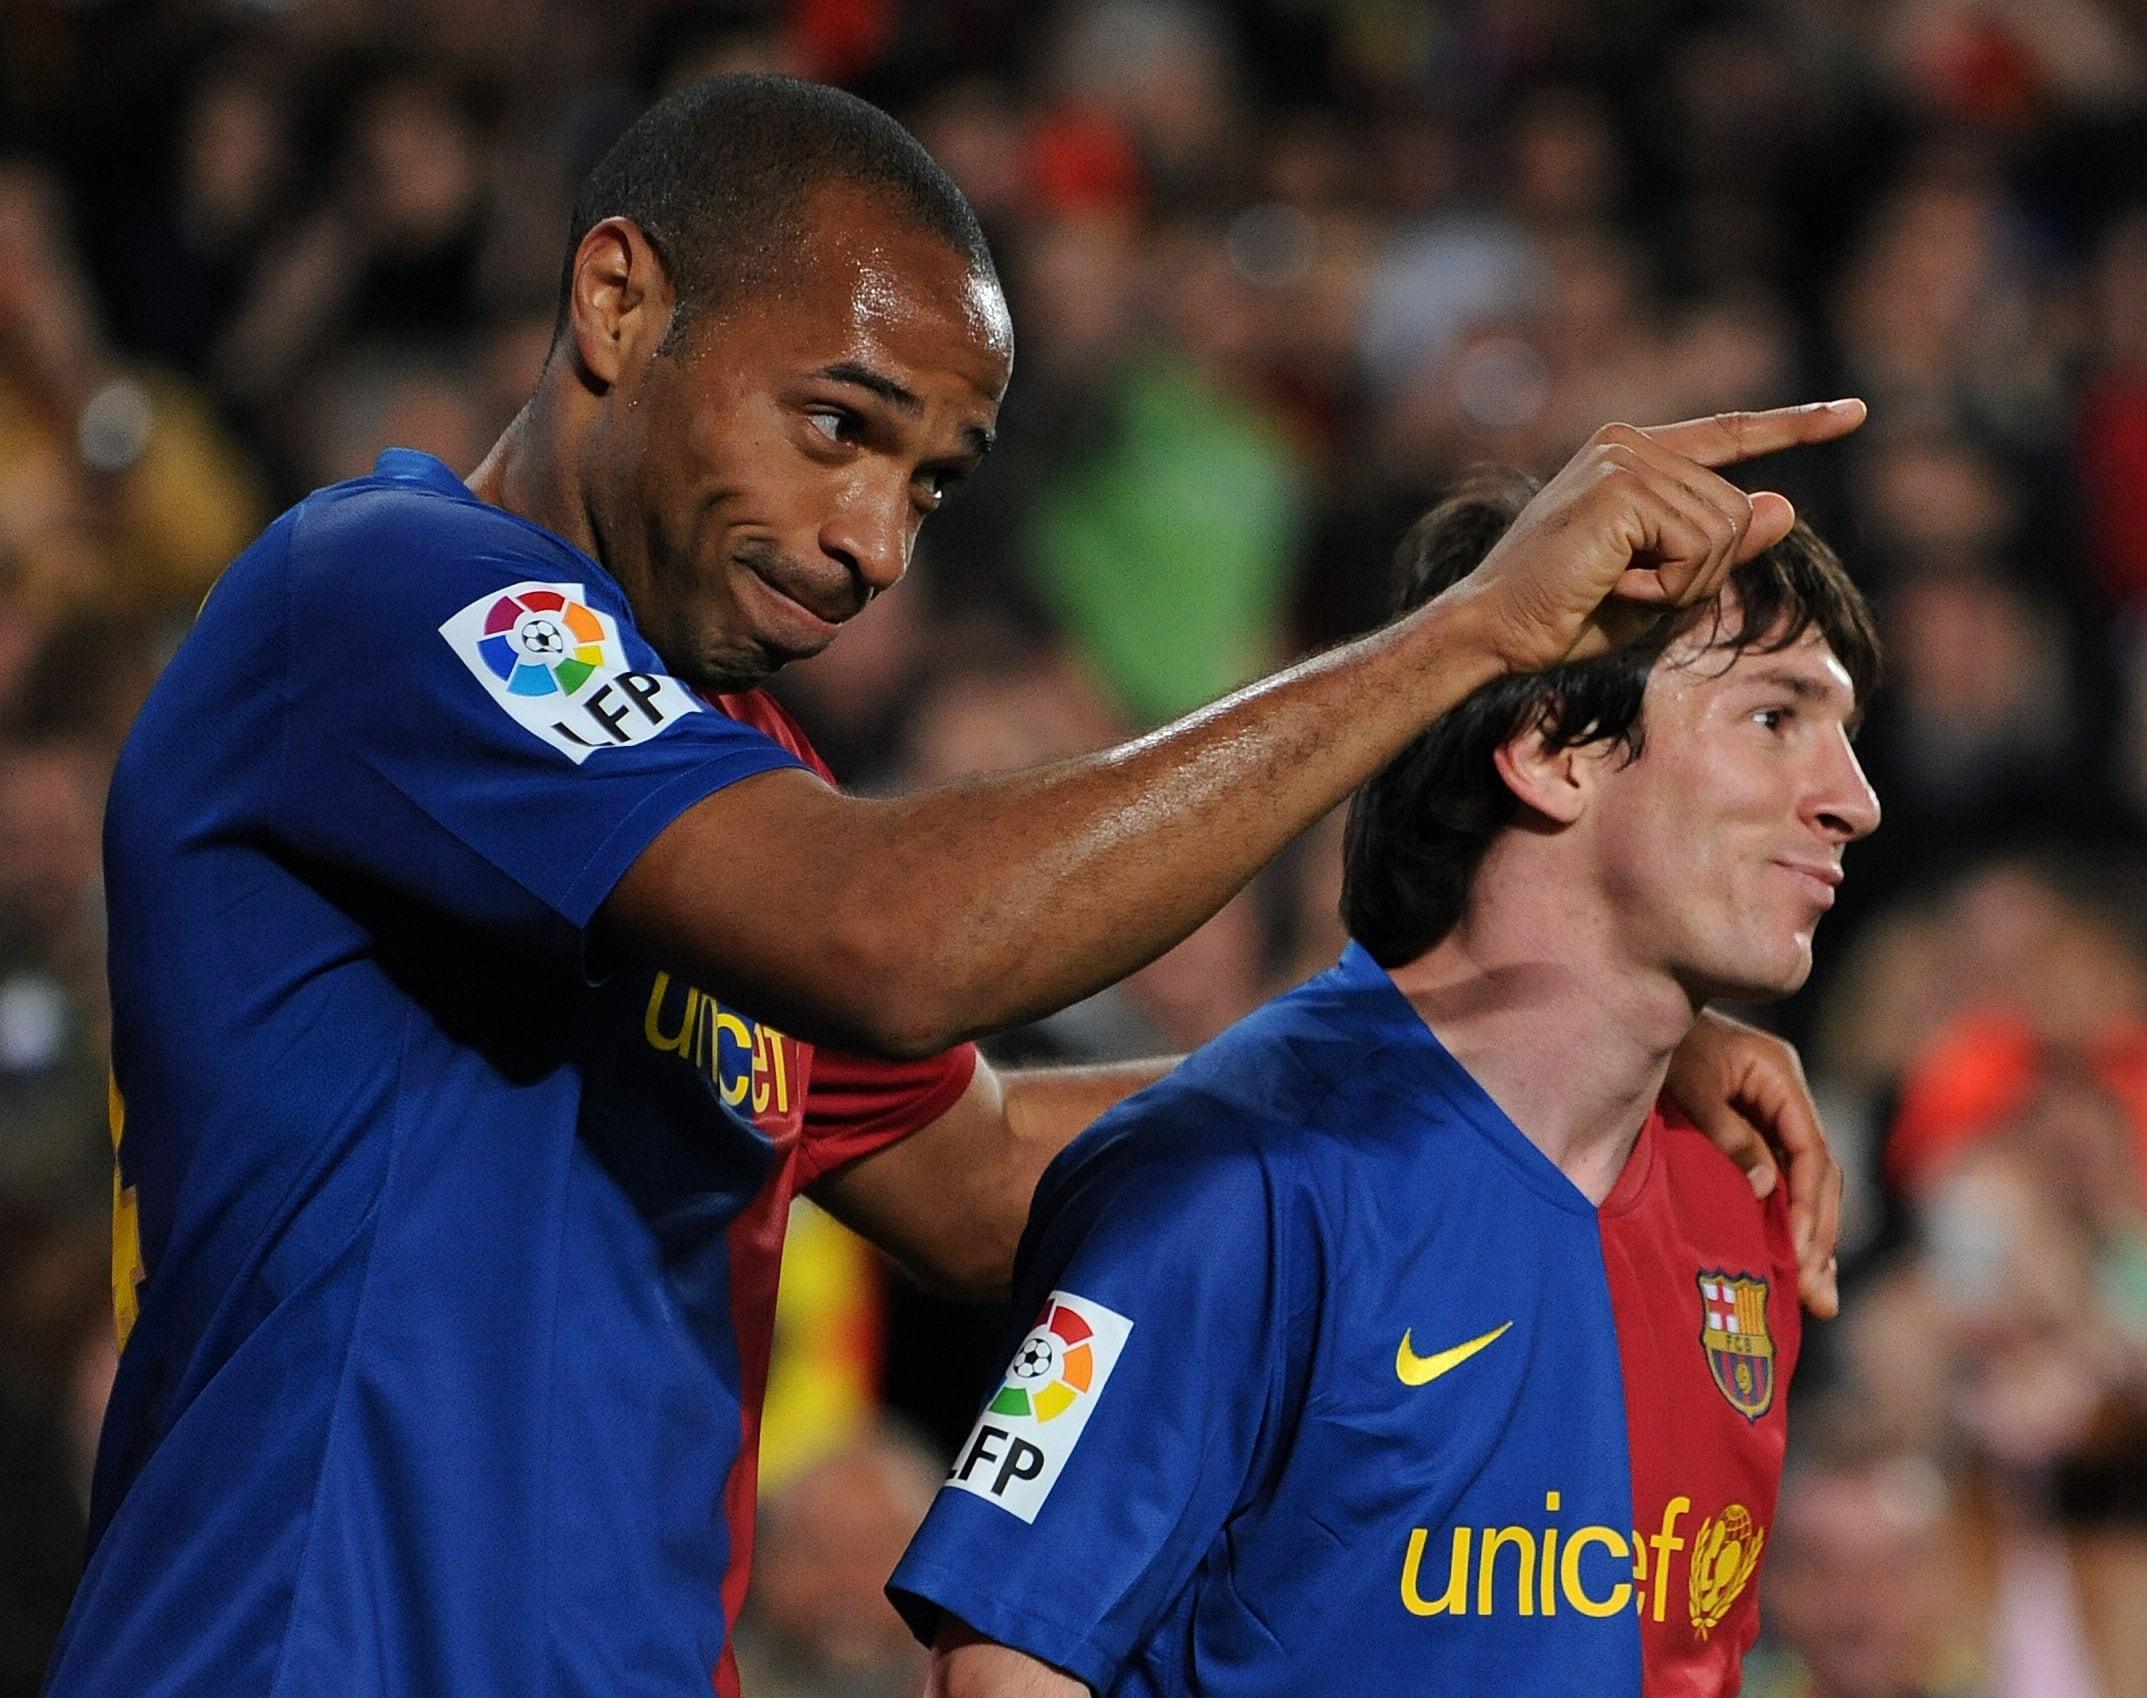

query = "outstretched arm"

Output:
[[603, 405, 1866, 1059]]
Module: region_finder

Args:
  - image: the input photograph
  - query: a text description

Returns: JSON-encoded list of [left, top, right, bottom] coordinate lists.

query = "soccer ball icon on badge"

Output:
[[519, 616, 568, 655], [1011, 1334, 1058, 1382]]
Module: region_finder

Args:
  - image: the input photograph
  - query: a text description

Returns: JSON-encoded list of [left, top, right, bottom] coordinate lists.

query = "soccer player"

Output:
[[890, 481, 1881, 1697], [54, 77, 1858, 1698]]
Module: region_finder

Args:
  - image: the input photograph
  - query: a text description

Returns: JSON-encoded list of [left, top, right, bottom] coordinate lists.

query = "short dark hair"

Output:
[[1341, 471, 1882, 966], [557, 73, 997, 341]]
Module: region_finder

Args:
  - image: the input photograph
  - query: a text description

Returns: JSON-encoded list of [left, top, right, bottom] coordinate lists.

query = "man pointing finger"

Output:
[[54, 74, 1860, 1698]]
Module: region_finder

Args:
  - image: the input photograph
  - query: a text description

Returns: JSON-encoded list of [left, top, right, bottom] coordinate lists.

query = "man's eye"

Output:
[[805, 409, 850, 444], [917, 467, 965, 507], [1755, 707, 1790, 731]]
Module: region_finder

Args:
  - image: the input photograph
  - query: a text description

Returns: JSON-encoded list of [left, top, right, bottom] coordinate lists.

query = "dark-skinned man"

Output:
[[51, 75, 1855, 1698]]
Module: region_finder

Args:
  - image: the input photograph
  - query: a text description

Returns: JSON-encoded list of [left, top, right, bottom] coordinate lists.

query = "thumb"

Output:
[[1735, 491, 1795, 562]]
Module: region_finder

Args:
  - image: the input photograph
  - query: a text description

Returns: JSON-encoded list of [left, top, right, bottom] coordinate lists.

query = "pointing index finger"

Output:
[[1639, 399, 1866, 470]]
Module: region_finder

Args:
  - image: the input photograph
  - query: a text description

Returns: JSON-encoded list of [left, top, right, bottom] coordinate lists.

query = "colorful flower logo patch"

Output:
[[440, 579, 703, 764], [948, 1289, 1133, 1523], [988, 1300, 1098, 1422], [476, 587, 612, 698]]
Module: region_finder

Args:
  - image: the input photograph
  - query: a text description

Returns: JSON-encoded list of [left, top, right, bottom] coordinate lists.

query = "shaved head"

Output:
[[560, 73, 999, 342]]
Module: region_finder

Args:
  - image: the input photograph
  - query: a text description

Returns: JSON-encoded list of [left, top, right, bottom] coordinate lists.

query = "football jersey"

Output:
[[51, 450, 975, 1698], [891, 943, 1797, 1698]]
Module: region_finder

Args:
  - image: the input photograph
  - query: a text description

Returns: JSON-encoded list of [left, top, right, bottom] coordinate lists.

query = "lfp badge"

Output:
[[441, 581, 701, 764], [1697, 1271, 1775, 1420], [947, 1291, 1133, 1524]]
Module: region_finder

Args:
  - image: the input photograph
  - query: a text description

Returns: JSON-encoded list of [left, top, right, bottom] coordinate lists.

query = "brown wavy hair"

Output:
[[1341, 471, 1881, 967]]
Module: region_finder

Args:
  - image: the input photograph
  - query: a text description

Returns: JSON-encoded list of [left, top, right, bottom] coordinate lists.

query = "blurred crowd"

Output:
[[3, 0, 2147, 1693]]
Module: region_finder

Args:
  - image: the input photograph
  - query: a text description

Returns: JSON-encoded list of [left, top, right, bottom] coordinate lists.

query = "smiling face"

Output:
[[586, 185, 1012, 691], [1575, 614, 1880, 1004]]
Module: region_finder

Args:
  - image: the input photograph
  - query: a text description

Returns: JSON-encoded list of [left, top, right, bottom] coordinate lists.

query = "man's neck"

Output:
[[466, 371, 601, 564], [1383, 841, 1698, 1205]]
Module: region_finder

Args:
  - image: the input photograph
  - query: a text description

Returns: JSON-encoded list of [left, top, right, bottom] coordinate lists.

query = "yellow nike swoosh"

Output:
[[1396, 1321, 1514, 1387]]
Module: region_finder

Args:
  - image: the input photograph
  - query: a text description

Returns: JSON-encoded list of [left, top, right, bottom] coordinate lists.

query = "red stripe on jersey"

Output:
[[695, 688, 977, 1693], [709, 687, 837, 782], [1598, 1104, 1800, 1697]]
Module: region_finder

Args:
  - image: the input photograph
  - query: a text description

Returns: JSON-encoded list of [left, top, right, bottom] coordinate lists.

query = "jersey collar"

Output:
[[371, 448, 479, 500]]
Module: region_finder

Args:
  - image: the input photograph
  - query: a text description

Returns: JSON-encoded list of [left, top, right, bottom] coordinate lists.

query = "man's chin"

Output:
[[1687, 950, 1813, 1007], [665, 633, 799, 697]]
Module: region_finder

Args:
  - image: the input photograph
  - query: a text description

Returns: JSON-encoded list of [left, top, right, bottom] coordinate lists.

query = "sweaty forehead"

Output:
[[739, 181, 1003, 333], [840, 231, 1012, 355]]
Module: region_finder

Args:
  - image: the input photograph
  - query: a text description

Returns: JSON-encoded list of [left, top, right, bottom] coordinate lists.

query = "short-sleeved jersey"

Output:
[[51, 451, 976, 1698], [891, 943, 1798, 1698]]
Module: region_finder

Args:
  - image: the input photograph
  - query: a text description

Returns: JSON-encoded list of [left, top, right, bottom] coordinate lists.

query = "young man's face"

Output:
[[600, 185, 1013, 692], [1580, 613, 1879, 1004]]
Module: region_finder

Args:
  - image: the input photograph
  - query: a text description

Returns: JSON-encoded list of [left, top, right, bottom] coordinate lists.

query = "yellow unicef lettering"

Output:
[[693, 992, 716, 1071], [713, 1009, 753, 1105], [1540, 1491, 1561, 1615], [1561, 1527, 1633, 1617], [1400, 1527, 1472, 1616], [1649, 1497, 1690, 1622], [1479, 1526, 1536, 1617], [767, 1026, 790, 1113], [749, 1026, 794, 1115], [108, 1074, 143, 1348], [642, 973, 697, 1054]]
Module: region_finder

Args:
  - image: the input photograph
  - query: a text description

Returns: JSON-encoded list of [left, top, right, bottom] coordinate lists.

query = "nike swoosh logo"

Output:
[[1396, 1321, 1513, 1386]]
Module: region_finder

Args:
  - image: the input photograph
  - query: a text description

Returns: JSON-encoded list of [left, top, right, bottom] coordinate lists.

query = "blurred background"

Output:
[[3, 0, 2147, 1693]]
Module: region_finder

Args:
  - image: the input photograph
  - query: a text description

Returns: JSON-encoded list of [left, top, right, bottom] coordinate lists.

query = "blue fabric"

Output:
[[890, 944, 1644, 1698], [51, 453, 809, 1697]]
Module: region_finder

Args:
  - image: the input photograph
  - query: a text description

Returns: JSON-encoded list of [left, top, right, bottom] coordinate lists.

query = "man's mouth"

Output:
[[1774, 860, 1842, 908], [737, 549, 862, 638]]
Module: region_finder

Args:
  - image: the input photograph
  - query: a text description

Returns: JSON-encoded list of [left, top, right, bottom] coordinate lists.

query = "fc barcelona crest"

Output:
[[1697, 1271, 1775, 1420]]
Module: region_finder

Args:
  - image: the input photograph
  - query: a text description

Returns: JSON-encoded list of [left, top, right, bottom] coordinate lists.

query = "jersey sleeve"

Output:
[[794, 1042, 979, 1187], [887, 1098, 1311, 1692], [267, 474, 808, 963]]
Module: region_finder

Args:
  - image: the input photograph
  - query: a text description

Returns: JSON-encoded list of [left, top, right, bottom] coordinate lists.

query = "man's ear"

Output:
[[566, 217, 677, 390], [1492, 719, 1594, 826]]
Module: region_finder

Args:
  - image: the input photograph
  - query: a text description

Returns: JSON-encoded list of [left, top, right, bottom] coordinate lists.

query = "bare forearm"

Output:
[[835, 616, 1498, 1045], [617, 594, 1506, 1055]]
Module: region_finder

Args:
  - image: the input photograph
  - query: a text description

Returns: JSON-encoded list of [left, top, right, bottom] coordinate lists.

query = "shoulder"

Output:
[[1030, 960, 1436, 1245], [286, 457, 605, 629]]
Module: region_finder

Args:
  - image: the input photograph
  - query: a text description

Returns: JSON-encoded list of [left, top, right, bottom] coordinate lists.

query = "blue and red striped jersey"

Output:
[[891, 942, 1797, 1697], [53, 450, 973, 1698]]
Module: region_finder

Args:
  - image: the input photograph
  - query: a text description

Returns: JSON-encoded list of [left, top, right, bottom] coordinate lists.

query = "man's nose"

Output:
[[1813, 730, 1881, 842], [818, 479, 914, 594]]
